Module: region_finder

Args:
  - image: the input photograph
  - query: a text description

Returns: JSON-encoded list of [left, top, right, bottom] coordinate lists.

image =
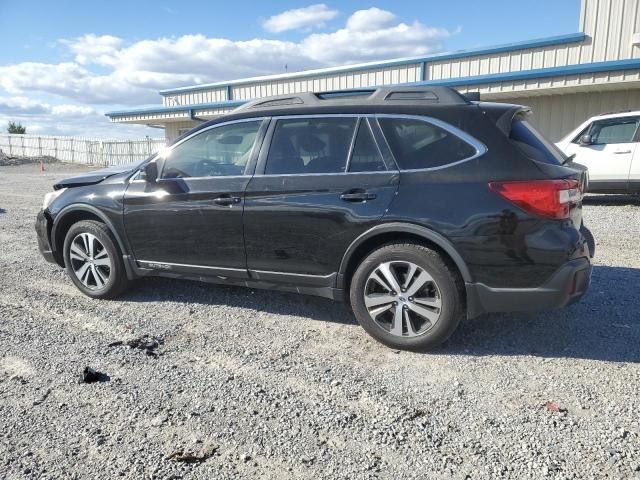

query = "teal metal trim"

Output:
[[105, 100, 246, 117], [158, 32, 586, 96], [106, 57, 640, 120], [411, 57, 640, 87]]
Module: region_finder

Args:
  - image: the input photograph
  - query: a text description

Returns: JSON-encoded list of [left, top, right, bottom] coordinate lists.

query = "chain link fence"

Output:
[[0, 134, 166, 166]]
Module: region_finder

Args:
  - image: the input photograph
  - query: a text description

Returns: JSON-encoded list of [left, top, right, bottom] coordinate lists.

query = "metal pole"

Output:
[[38, 136, 43, 157], [8, 135, 12, 156]]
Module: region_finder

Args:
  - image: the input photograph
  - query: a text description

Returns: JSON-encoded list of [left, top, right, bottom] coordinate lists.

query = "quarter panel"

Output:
[[386, 166, 586, 288]]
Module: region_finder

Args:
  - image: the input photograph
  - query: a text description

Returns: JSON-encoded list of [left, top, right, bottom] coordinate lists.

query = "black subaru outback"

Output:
[[35, 87, 592, 351]]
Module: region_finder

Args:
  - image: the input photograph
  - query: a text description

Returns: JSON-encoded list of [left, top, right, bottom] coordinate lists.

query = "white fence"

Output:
[[0, 134, 166, 166]]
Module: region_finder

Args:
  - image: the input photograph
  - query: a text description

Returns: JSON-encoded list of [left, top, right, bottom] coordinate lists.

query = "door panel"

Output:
[[243, 172, 398, 276], [243, 116, 399, 278], [122, 118, 267, 275], [123, 176, 250, 274]]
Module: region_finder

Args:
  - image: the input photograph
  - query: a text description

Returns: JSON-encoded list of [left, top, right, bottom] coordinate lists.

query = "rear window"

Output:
[[379, 118, 477, 170], [509, 119, 565, 165]]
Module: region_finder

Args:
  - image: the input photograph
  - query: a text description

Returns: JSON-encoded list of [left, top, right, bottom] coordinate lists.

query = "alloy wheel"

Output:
[[364, 261, 442, 337], [69, 232, 112, 289]]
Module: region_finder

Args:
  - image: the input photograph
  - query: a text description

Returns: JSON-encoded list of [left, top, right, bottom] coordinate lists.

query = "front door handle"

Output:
[[214, 195, 241, 206], [614, 149, 632, 154], [340, 189, 377, 202]]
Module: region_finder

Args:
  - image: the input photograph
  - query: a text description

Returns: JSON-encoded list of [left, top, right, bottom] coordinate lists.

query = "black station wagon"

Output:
[[36, 87, 593, 350]]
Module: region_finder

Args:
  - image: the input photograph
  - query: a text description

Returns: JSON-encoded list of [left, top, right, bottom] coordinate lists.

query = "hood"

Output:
[[53, 164, 135, 190]]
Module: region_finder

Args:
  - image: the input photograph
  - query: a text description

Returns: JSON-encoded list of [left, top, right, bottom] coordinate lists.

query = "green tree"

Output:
[[7, 121, 26, 134]]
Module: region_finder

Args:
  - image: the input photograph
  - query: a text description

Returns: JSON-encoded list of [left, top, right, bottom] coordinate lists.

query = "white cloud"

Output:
[[263, 4, 338, 33], [0, 7, 458, 137], [0, 96, 94, 117], [303, 8, 454, 64], [61, 34, 123, 65], [346, 7, 395, 31], [0, 95, 159, 139]]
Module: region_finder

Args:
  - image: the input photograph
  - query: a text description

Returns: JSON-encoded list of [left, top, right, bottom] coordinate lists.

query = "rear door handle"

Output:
[[214, 195, 241, 206], [340, 189, 377, 202]]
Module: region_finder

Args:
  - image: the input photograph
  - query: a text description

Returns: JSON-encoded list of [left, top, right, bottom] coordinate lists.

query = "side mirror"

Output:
[[579, 134, 592, 145], [143, 162, 158, 183]]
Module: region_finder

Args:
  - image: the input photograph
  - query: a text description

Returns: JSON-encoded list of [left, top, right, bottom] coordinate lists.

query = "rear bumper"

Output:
[[465, 256, 591, 318], [35, 210, 57, 264]]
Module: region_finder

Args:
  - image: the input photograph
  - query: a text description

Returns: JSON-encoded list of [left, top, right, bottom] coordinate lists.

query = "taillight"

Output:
[[488, 179, 581, 219]]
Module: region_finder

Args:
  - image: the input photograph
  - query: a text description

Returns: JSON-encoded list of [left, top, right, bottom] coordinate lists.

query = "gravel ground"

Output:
[[1, 163, 639, 480]]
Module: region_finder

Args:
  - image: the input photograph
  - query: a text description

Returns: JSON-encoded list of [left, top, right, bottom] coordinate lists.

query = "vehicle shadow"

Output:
[[122, 276, 356, 326], [122, 265, 639, 363], [583, 194, 640, 206], [445, 265, 640, 363]]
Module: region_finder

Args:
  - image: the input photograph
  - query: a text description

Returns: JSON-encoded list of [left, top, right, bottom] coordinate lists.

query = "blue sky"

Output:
[[0, 1, 581, 137]]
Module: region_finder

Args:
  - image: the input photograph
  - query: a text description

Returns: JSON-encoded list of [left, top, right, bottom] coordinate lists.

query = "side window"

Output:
[[161, 120, 261, 178], [379, 118, 477, 170], [265, 117, 357, 175], [589, 118, 639, 145], [348, 120, 386, 172]]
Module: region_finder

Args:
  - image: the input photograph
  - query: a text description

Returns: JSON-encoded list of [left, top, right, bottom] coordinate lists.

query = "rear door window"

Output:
[[509, 119, 565, 165], [264, 117, 357, 174], [378, 117, 477, 169]]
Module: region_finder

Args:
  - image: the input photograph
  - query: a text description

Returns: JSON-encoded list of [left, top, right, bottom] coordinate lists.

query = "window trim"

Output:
[[375, 114, 487, 172], [255, 113, 394, 177], [344, 117, 361, 172], [255, 113, 487, 176], [139, 117, 269, 182], [345, 117, 389, 173]]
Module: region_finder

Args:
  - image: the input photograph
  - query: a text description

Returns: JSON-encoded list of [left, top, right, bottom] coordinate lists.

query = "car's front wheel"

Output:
[[349, 243, 464, 351], [63, 220, 129, 299]]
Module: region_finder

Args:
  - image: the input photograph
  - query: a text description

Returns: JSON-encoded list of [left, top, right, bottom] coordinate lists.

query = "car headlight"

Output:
[[42, 188, 67, 210]]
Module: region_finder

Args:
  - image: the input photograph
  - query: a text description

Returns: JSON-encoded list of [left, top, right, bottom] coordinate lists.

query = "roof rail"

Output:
[[233, 86, 470, 112], [598, 109, 638, 116]]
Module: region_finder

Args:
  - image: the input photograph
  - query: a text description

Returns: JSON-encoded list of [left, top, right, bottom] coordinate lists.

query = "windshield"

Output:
[[509, 119, 565, 165]]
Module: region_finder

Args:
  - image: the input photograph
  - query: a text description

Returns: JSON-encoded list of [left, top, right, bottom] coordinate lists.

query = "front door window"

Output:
[[161, 121, 262, 179]]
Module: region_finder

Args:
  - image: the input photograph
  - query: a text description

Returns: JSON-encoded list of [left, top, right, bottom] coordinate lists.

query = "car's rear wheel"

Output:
[[349, 243, 464, 351], [63, 220, 129, 299]]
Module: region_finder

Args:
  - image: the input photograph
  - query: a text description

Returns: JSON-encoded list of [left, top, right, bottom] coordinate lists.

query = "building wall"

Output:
[[163, 87, 227, 107], [429, 0, 640, 81], [165, 121, 199, 141], [231, 64, 422, 100], [110, 0, 640, 143], [517, 88, 640, 141]]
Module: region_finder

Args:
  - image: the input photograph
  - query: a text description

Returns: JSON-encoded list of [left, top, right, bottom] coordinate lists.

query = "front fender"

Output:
[[51, 203, 129, 259]]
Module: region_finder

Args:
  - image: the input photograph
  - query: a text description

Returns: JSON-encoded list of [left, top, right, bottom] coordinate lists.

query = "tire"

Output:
[[349, 242, 464, 351], [580, 223, 595, 258], [63, 220, 130, 299]]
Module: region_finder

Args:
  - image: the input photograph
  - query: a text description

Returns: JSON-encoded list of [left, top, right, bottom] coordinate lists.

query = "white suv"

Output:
[[556, 111, 640, 193]]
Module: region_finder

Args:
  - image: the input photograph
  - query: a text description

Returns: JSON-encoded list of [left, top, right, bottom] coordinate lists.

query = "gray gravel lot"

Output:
[[1, 163, 639, 479]]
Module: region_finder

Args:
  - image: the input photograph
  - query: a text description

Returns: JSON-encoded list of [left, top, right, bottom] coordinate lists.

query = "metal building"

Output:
[[106, 0, 640, 142]]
